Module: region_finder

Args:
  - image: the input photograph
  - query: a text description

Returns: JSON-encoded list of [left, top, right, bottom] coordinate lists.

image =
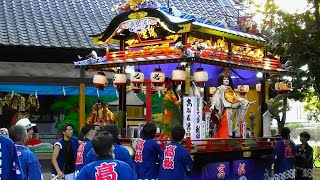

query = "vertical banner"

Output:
[[196, 97, 203, 139], [183, 96, 203, 140], [183, 96, 196, 139]]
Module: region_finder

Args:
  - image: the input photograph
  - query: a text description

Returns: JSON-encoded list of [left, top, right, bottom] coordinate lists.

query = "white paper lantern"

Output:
[[113, 71, 127, 86], [172, 67, 186, 83], [237, 85, 249, 95], [256, 83, 261, 92], [275, 82, 292, 93], [130, 70, 145, 86], [194, 68, 208, 86], [93, 72, 107, 90], [150, 68, 165, 86]]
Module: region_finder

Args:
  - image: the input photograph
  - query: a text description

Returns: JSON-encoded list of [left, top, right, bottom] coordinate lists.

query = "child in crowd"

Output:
[[76, 132, 136, 180], [296, 131, 313, 180], [158, 126, 193, 180], [75, 124, 96, 175], [134, 123, 161, 180]]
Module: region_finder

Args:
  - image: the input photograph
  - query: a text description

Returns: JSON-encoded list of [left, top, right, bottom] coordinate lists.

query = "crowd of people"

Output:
[[270, 127, 314, 180], [0, 117, 315, 180]]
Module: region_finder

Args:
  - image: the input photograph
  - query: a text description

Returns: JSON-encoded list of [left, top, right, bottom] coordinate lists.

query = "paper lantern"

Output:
[[131, 83, 141, 93], [113, 70, 127, 87], [150, 68, 165, 86], [130, 69, 144, 93], [209, 87, 216, 95], [130, 69, 145, 86], [275, 81, 292, 94], [237, 85, 249, 95], [194, 68, 208, 86], [256, 83, 261, 92], [93, 72, 107, 90], [172, 67, 186, 83]]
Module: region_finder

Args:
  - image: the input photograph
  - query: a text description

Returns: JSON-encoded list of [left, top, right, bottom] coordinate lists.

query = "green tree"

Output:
[[256, 0, 320, 122]]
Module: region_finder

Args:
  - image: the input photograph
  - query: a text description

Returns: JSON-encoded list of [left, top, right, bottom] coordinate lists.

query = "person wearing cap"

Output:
[[86, 125, 136, 173], [15, 118, 36, 140], [9, 125, 42, 180], [52, 123, 79, 180]]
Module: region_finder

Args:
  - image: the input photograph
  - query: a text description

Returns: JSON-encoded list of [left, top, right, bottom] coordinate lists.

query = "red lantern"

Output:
[[113, 70, 127, 88], [93, 72, 107, 90], [172, 67, 186, 83], [194, 68, 208, 86], [150, 68, 165, 86]]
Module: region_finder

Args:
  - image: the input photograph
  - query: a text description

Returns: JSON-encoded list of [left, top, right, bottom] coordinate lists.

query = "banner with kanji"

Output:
[[183, 96, 203, 140]]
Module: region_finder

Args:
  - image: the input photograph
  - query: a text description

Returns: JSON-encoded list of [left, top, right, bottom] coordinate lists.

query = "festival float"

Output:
[[74, 0, 294, 179]]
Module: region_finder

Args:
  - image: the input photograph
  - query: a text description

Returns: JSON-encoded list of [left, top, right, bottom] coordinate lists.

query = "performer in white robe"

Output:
[[210, 71, 252, 138]]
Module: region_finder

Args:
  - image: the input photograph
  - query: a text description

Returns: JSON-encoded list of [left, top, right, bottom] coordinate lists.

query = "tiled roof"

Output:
[[0, 0, 243, 49]]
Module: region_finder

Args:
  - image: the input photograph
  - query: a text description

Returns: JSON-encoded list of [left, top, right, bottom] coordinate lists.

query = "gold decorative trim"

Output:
[[128, 11, 148, 19]]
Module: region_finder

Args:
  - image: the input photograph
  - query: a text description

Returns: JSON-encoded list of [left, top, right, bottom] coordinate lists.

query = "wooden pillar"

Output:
[[203, 87, 210, 103], [119, 40, 127, 135], [145, 79, 152, 123], [260, 73, 267, 137], [79, 68, 86, 129]]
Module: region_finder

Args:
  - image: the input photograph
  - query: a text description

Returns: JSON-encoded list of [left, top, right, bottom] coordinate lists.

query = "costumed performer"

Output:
[[210, 69, 253, 138], [86, 100, 114, 127], [161, 78, 183, 139]]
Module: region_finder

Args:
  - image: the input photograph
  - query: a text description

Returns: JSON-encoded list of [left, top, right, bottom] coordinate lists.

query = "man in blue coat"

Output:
[[86, 125, 135, 173], [0, 135, 23, 180], [75, 124, 96, 175], [158, 126, 193, 180], [76, 132, 136, 180], [9, 125, 42, 180], [52, 123, 79, 180]]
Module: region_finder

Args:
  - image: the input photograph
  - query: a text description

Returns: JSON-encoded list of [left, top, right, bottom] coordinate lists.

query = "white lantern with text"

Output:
[[113, 70, 127, 88], [150, 68, 165, 86], [275, 81, 292, 94], [130, 69, 144, 93], [172, 67, 186, 83], [93, 72, 107, 90], [237, 85, 249, 95], [194, 68, 208, 86], [256, 83, 261, 92]]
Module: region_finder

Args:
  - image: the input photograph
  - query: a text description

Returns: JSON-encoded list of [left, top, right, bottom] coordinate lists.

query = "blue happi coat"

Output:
[[75, 139, 93, 174], [87, 143, 135, 173], [158, 142, 193, 180], [134, 139, 161, 179], [15, 144, 42, 180], [0, 136, 23, 180], [76, 157, 137, 180], [296, 143, 313, 180], [273, 139, 296, 180]]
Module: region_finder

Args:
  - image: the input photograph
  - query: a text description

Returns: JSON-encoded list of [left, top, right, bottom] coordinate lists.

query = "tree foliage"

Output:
[[259, 0, 320, 121]]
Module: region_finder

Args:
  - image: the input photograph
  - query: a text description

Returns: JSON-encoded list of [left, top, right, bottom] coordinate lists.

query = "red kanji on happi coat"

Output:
[[237, 163, 246, 176], [162, 145, 177, 169], [283, 140, 293, 158], [217, 164, 225, 179], [76, 143, 85, 165], [95, 162, 118, 180], [134, 140, 145, 163]]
